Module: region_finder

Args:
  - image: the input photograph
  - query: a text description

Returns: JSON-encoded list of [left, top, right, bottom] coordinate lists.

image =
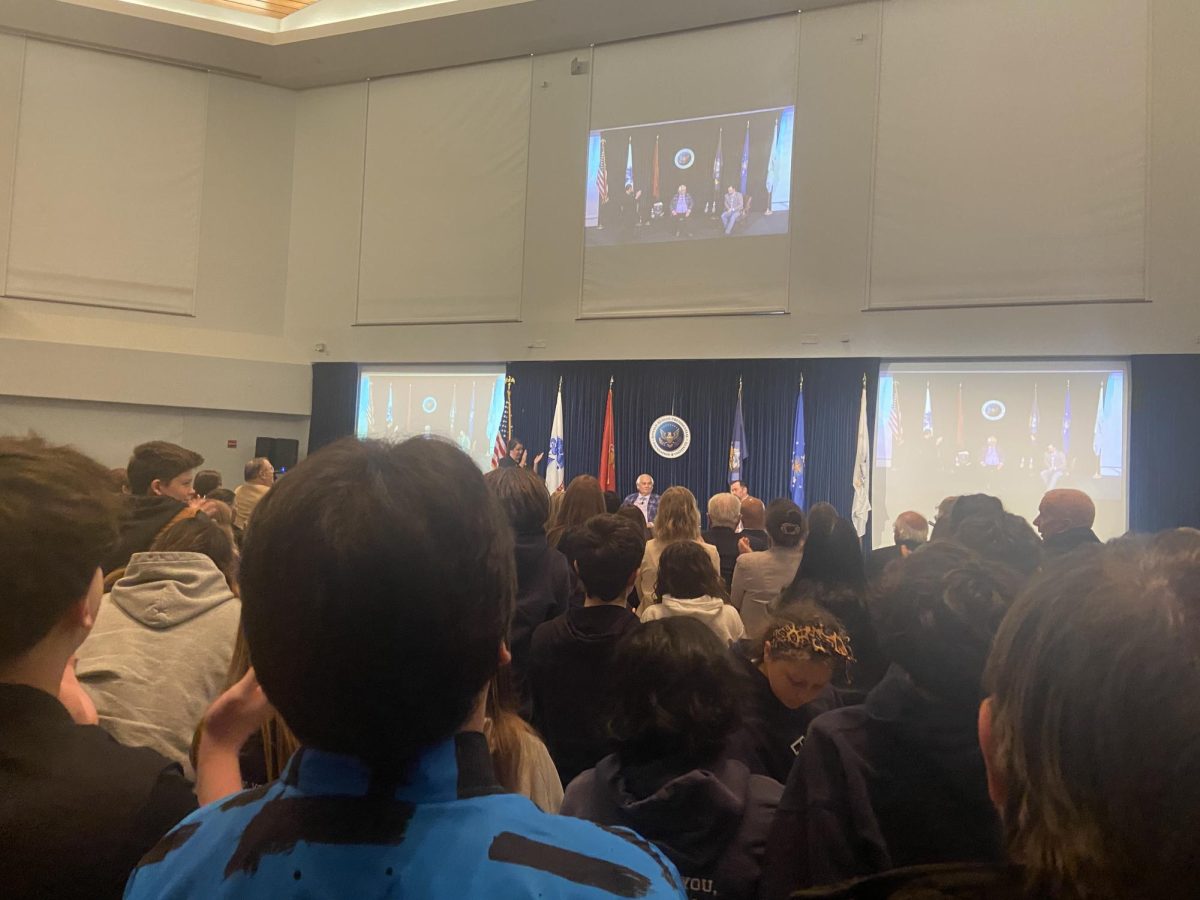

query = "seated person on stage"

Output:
[[865, 511, 929, 583], [563, 618, 781, 900], [1033, 488, 1101, 559], [702, 492, 743, 589], [0, 436, 197, 900], [790, 532, 1200, 900], [1040, 443, 1067, 489], [980, 436, 1004, 470], [529, 513, 644, 787], [103, 441, 204, 574], [721, 185, 745, 234], [624, 473, 661, 526], [761, 543, 1020, 896], [126, 437, 684, 899], [670, 184, 693, 235], [640, 541, 745, 644], [739, 497, 771, 551]]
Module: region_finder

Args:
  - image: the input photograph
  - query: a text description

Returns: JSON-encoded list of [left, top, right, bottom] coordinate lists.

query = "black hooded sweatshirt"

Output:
[[561, 754, 781, 900]]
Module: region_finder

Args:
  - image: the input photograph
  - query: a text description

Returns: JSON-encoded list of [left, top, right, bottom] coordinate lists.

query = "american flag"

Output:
[[888, 380, 903, 440], [596, 137, 609, 204], [490, 390, 511, 469]]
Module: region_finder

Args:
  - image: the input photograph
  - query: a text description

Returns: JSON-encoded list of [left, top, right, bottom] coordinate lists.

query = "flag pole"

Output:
[[504, 375, 514, 441]]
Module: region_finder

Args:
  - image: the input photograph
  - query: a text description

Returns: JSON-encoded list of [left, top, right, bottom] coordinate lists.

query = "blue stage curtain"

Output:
[[308, 362, 359, 454], [509, 358, 879, 542], [1129, 355, 1200, 532]]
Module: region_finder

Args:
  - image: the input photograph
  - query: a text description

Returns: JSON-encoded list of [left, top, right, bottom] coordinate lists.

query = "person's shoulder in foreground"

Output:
[[792, 862, 1027, 899], [126, 733, 686, 899]]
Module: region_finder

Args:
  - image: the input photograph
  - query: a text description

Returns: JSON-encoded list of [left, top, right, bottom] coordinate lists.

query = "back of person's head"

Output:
[[127, 441, 204, 496], [656, 540, 727, 601], [1036, 488, 1097, 536], [150, 511, 239, 594], [876, 541, 1020, 705], [946, 493, 1004, 533], [573, 514, 646, 602], [654, 486, 702, 543], [983, 533, 1200, 899], [806, 501, 838, 539], [706, 492, 741, 529], [547, 475, 606, 547], [766, 499, 806, 548], [603, 490, 621, 514], [193, 469, 223, 498], [243, 457, 270, 483], [0, 435, 121, 665], [608, 617, 741, 767], [795, 516, 866, 592], [740, 497, 766, 531], [953, 512, 1043, 579], [484, 466, 550, 535], [615, 504, 650, 541], [893, 510, 930, 544], [206, 487, 236, 507], [930, 496, 959, 541], [200, 498, 235, 530], [238, 437, 514, 774]]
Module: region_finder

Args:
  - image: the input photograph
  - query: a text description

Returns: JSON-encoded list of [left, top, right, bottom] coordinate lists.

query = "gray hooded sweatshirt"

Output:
[[76, 552, 240, 779]]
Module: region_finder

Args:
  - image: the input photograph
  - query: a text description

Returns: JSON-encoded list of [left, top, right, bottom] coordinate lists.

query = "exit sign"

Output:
[[227, 439, 238, 449]]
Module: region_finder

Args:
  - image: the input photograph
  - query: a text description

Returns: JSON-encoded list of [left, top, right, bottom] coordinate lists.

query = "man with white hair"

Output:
[[866, 510, 930, 583], [623, 474, 660, 525], [702, 492, 743, 589]]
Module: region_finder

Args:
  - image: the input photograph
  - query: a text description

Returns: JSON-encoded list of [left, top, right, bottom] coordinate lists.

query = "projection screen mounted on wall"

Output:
[[581, 15, 800, 319], [872, 360, 1129, 547]]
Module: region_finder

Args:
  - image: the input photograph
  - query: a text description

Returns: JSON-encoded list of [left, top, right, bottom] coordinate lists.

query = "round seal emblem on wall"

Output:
[[674, 148, 695, 170], [650, 415, 691, 459], [980, 399, 1007, 422]]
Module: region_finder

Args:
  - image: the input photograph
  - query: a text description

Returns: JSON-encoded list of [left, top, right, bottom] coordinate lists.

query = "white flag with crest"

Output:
[[545, 383, 565, 493], [851, 381, 872, 538]]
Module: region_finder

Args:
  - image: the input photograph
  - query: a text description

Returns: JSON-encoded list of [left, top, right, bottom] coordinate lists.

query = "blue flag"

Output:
[[386, 383, 394, 431], [922, 382, 933, 435], [729, 382, 748, 482], [790, 383, 806, 508], [625, 137, 633, 188], [739, 120, 750, 195], [1062, 381, 1072, 454]]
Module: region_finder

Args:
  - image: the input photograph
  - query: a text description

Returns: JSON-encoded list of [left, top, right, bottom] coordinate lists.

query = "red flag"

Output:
[[598, 385, 616, 492]]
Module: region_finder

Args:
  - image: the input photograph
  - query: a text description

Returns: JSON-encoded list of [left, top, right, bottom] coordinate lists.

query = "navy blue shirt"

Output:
[[126, 732, 686, 899]]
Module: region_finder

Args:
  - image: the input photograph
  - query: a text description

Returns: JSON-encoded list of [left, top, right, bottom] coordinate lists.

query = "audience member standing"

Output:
[[0, 436, 197, 900], [739, 497, 770, 551], [638, 486, 721, 602], [763, 543, 1019, 896], [484, 667, 563, 813], [731, 500, 807, 637], [865, 510, 929, 583], [641, 541, 745, 643], [727, 608, 850, 784], [785, 516, 887, 695], [1033, 488, 1101, 558], [103, 441, 204, 573], [563, 618, 781, 900], [546, 474, 607, 550], [702, 492, 743, 588], [192, 469, 223, 499], [126, 437, 684, 899], [530, 514, 644, 786], [483, 467, 571, 714], [232, 456, 273, 529], [76, 513, 242, 777]]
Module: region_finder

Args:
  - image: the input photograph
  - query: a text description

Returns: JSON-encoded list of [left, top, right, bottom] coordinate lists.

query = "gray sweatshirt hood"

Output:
[[110, 552, 236, 628]]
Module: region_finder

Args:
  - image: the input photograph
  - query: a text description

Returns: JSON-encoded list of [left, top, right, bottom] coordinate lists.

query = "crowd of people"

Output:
[[1, 432, 1196, 899]]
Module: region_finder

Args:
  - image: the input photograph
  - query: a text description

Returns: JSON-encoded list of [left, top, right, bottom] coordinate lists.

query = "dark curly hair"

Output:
[[607, 617, 742, 767]]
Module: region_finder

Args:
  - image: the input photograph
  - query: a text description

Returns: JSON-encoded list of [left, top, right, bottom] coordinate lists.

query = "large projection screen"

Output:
[[581, 16, 800, 318], [872, 360, 1129, 546], [355, 366, 507, 472]]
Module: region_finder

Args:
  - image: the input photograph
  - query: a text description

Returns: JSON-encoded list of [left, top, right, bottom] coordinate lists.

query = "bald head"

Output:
[[1034, 489, 1096, 538], [741, 497, 766, 530], [893, 510, 930, 544]]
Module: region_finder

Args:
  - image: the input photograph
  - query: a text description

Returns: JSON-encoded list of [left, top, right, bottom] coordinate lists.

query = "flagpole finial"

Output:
[[738, 375, 743, 392], [609, 375, 614, 389], [862, 373, 867, 389], [557, 376, 563, 392], [799, 372, 804, 390]]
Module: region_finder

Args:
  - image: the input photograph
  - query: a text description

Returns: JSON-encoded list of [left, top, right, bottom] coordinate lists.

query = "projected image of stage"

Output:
[[872, 361, 1129, 547], [584, 107, 793, 248]]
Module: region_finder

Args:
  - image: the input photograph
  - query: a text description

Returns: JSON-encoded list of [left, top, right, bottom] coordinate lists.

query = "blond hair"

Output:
[[653, 486, 702, 544]]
